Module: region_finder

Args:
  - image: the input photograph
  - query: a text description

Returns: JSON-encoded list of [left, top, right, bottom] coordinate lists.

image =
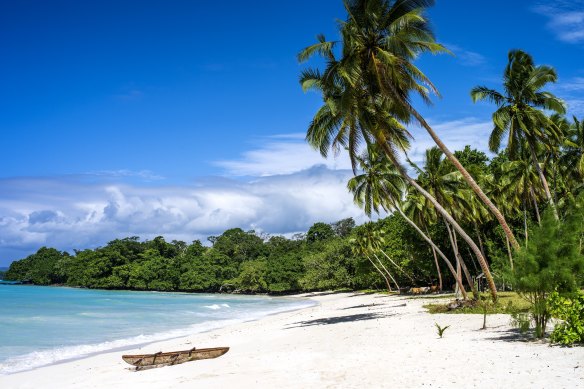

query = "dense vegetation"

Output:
[[3, 214, 442, 293], [296, 0, 584, 340]]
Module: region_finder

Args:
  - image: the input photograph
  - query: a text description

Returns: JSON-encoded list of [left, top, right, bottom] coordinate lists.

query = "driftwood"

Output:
[[122, 347, 229, 370]]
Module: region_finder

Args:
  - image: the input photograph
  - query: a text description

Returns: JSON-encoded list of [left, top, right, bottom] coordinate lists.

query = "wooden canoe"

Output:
[[122, 347, 229, 370]]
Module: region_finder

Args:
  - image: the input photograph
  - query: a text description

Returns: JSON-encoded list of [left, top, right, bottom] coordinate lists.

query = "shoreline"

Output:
[[3, 298, 318, 376], [0, 290, 316, 376], [1, 292, 582, 388]]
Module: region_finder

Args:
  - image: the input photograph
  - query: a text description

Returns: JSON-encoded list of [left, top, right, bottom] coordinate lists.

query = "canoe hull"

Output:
[[122, 347, 229, 368]]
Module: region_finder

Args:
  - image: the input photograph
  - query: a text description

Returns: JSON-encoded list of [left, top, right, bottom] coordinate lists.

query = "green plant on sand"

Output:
[[435, 323, 450, 338]]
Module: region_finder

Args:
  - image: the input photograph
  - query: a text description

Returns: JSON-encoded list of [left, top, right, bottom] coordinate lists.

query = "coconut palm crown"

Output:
[[471, 50, 567, 218], [471, 50, 566, 158]]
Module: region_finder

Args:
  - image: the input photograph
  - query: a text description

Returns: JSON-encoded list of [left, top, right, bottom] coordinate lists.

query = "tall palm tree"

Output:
[[299, 0, 519, 250], [471, 50, 566, 219], [348, 145, 467, 298], [299, 0, 498, 301]]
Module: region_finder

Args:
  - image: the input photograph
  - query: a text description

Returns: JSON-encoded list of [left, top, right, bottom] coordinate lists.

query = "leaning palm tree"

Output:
[[471, 50, 566, 219], [352, 222, 400, 290], [412, 147, 479, 297], [299, 0, 498, 301], [402, 191, 442, 291], [348, 145, 467, 298], [299, 0, 519, 251], [351, 232, 393, 292]]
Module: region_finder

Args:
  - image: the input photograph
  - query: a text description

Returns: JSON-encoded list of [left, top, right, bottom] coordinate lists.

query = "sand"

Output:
[[1, 292, 582, 388]]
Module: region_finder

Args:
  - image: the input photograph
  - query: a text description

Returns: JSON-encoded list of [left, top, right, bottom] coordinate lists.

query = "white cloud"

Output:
[[533, 1, 584, 44], [443, 43, 486, 67], [214, 134, 352, 176], [553, 77, 584, 116], [0, 167, 367, 264], [407, 118, 493, 165], [555, 77, 584, 92], [83, 170, 165, 180], [566, 99, 584, 116]]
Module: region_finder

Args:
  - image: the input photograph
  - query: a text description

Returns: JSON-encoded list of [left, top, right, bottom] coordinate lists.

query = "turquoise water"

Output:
[[0, 284, 314, 374]]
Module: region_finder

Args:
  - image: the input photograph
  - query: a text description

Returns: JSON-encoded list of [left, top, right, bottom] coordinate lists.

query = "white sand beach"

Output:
[[2, 292, 582, 389]]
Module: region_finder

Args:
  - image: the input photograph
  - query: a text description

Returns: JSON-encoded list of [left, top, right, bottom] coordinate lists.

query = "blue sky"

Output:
[[1, 0, 583, 266]]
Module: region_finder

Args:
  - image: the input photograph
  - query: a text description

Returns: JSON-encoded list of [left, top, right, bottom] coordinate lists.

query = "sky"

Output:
[[1, 0, 583, 266]]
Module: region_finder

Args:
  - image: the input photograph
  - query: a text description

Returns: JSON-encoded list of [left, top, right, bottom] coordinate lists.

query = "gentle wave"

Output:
[[0, 299, 314, 375], [204, 303, 230, 310]]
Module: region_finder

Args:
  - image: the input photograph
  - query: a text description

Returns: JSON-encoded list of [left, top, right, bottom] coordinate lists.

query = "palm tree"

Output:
[[348, 145, 467, 298], [299, 0, 498, 301], [352, 222, 400, 290], [299, 0, 519, 250], [412, 147, 479, 297], [351, 233, 393, 292], [560, 116, 584, 194], [402, 191, 442, 291], [471, 50, 566, 219], [499, 157, 544, 234]]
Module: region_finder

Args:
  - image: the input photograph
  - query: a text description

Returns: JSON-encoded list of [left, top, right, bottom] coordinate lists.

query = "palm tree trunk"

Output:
[[382, 151, 497, 301], [379, 250, 414, 283], [372, 253, 400, 290], [366, 255, 392, 292], [409, 109, 520, 251], [395, 205, 467, 299], [530, 186, 541, 225], [474, 222, 486, 259], [528, 141, 559, 220], [523, 198, 529, 247], [446, 222, 462, 298], [505, 235, 514, 270], [444, 219, 479, 298], [430, 245, 443, 291]]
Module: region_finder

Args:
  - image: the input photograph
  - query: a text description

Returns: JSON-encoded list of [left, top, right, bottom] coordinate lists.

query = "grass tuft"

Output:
[[424, 292, 530, 314]]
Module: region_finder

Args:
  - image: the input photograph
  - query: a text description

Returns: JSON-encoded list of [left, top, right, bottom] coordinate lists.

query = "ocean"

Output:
[[0, 284, 314, 374]]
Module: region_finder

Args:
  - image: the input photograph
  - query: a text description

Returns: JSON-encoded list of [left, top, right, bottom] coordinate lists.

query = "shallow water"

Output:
[[0, 284, 313, 374]]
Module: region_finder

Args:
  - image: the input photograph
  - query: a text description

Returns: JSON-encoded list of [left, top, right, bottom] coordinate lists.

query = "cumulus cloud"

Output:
[[533, 1, 584, 44], [0, 167, 367, 264], [214, 134, 353, 176], [407, 118, 494, 165]]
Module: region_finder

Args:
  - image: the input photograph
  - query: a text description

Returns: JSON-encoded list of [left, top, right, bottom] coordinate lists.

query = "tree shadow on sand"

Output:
[[303, 291, 350, 297], [284, 312, 395, 329], [341, 303, 406, 310], [483, 328, 540, 343]]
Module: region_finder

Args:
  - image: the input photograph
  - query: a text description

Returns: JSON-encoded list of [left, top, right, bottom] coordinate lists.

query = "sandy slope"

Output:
[[1, 292, 582, 388]]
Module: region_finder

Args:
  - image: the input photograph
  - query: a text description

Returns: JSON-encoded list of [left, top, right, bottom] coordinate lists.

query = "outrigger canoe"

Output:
[[122, 347, 229, 370]]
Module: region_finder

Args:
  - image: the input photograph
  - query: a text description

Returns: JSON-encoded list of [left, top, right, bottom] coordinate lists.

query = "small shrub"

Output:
[[507, 200, 584, 338], [548, 291, 584, 346]]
